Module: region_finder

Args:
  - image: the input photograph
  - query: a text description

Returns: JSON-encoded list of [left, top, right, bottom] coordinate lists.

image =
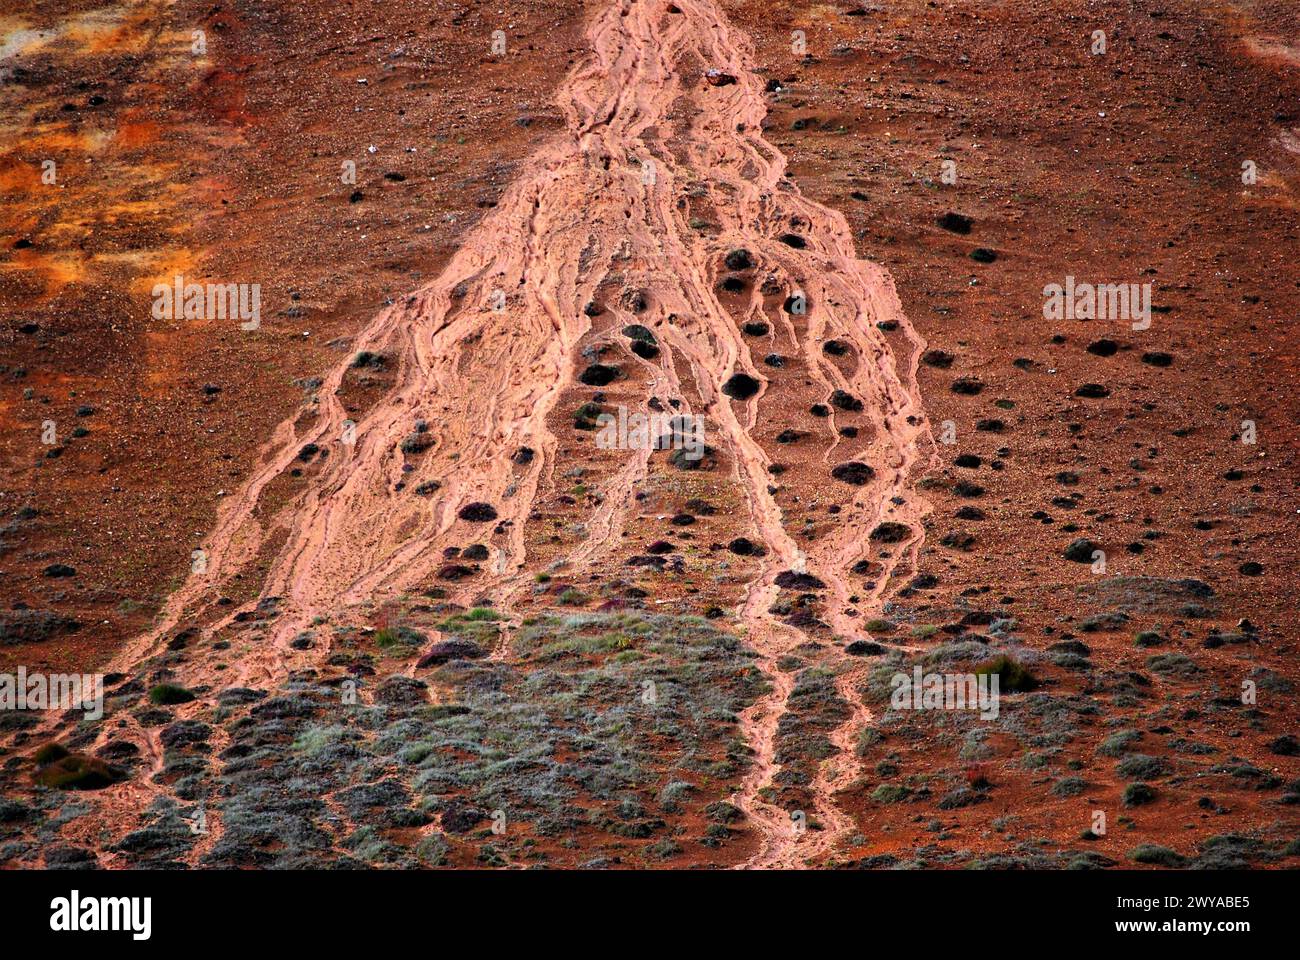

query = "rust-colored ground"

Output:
[[0, 0, 1296, 870]]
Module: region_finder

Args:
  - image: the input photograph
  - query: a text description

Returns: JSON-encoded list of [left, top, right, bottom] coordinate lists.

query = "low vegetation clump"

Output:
[[975, 655, 1039, 693], [351, 351, 387, 369], [34, 751, 122, 791], [374, 624, 426, 649], [1145, 653, 1200, 677], [1115, 754, 1169, 781], [1122, 783, 1157, 806], [872, 783, 913, 804], [149, 683, 196, 705], [1129, 844, 1186, 867]]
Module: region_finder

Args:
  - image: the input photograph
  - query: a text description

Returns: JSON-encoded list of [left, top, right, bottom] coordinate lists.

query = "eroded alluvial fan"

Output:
[[74, 0, 933, 867], [141, 0, 931, 675]]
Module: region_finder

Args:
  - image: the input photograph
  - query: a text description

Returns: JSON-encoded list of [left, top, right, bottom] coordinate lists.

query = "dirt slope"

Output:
[[1, 0, 1297, 870]]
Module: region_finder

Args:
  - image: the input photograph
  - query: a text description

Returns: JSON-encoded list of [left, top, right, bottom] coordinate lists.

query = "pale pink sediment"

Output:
[[102, 0, 934, 868]]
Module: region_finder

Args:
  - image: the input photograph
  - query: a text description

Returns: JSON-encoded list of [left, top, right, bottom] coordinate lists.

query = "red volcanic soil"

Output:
[[0, 0, 1297, 870]]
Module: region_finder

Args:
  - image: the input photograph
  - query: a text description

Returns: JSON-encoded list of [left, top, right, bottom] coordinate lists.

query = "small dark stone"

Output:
[[870, 521, 912, 543], [832, 462, 874, 485], [830, 389, 862, 412], [580, 363, 621, 386], [722, 373, 761, 400], [1063, 538, 1100, 562], [458, 502, 498, 522], [936, 212, 973, 234], [845, 640, 886, 656], [775, 570, 825, 590], [921, 349, 953, 368]]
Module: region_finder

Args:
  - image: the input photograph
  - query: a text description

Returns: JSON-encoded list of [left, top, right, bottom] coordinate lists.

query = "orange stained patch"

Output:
[[131, 246, 203, 298], [114, 119, 162, 149], [5, 248, 87, 297], [141, 328, 186, 393], [0, 158, 42, 193]]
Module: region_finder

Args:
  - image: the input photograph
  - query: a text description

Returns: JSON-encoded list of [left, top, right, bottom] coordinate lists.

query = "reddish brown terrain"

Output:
[[0, 0, 1296, 871]]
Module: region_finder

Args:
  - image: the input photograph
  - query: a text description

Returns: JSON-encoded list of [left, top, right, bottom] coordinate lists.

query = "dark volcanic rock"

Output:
[[722, 373, 761, 400], [1064, 538, 1100, 562], [870, 521, 912, 543], [775, 570, 825, 590], [936, 212, 973, 234], [830, 389, 862, 412], [579, 363, 621, 386], [845, 640, 887, 656], [831, 462, 874, 485], [727, 537, 762, 556], [458, 502, 498, 522]]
